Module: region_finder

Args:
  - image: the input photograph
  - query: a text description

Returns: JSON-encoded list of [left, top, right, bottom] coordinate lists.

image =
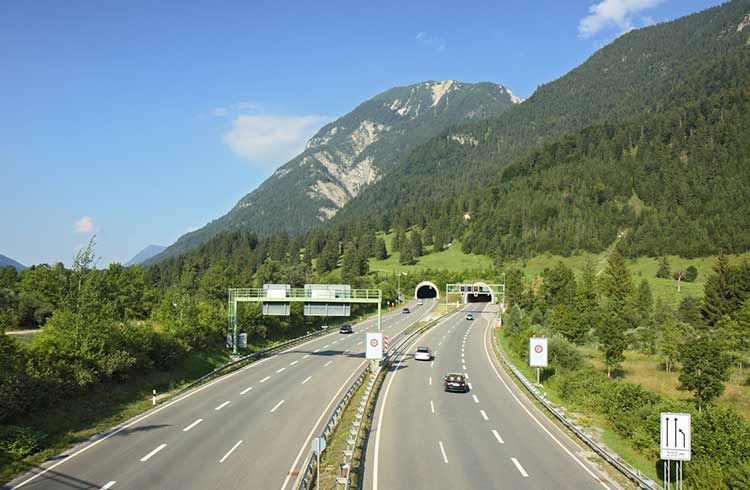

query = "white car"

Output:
[[414, 346, 432, 361], [417, 300, 424, 306]]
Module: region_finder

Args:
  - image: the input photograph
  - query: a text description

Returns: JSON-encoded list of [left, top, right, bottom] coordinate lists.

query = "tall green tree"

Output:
[[678, 336, 732, 411], [596, 250, 633, 377], [702, 253, 739, 326]]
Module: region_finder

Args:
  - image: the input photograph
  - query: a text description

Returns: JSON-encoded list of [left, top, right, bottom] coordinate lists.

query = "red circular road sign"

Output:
[[534, 345, 544, 353], [370, 338, 379, 347]]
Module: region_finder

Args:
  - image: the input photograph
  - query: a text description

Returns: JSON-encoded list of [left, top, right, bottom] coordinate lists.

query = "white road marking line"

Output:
[[314, 349, 321, 353], [438, 441, 449, 464], [323, 344, 330, 348], [140, 444, 166, 462], [482, 320, 610, 489], [276, 367, 286, 373], [240, 386, 253, 395], [215, 401, 231, 411], [472, 394, 479, 404], [430, 400, 435, 414], [429, 377, 432, 386], [100, 482, 116, 490], [431, 361, 434, 368], [302, 375, 312, 384], [182, 418, 203, 432], [343, 349, 350, 354], [357, 341, 363, 345], [434, 350, 438, 356], [303, 354, 311, 359], [324, 360, 333, 367], [219, 440, 243, 463], [270, 400, 285, 413], [438, 342, 442, 346], [511, 457, 529, 477], [492, 429, 505, 444], [463, 365, 467, 370], [260, 376, 270, 383], [332, 340, 339, 344], [480, 410, 488, 421], [290, 360, 299, 366], [468, 382, 473, 390]]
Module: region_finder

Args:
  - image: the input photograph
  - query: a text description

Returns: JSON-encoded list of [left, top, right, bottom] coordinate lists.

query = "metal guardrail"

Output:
[[491, 333, 658, 490], [297, 306, 460, 489]]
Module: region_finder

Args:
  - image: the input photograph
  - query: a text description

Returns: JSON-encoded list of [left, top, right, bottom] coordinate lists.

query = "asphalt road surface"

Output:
[[364, 303, 618, 490], [8, 300, 436, 490]]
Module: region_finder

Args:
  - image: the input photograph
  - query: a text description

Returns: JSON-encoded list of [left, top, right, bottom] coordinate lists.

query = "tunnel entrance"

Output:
[[466, 293, 491, 303], [414, 281, 440, 299]]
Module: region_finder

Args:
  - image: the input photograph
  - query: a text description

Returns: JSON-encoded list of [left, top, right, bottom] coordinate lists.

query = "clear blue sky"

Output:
[[1, 0, 724, 267]]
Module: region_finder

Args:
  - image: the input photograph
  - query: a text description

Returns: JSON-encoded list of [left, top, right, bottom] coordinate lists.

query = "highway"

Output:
[[364, 303, 617, 490], [8, 300, 436, 490]]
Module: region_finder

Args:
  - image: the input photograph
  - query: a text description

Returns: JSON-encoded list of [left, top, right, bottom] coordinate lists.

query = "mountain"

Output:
[[337, 0, 750, 222], [0, 254, 26, 271], [147, 80, 521, 264], [125, 245, 166, 266]]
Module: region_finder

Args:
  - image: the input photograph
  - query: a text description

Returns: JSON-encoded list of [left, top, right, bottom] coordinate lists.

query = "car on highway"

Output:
[[417, 299, 424, 306], [402, 307, 410, 314], [465, 313, 474, 320], [414, 346, 432, 361], [443, 373, 469, 392], [339, 324, 353, 334]]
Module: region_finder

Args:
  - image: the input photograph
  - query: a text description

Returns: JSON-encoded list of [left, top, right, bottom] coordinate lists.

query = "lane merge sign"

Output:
[[660, 412, 691, 461], [366, 332, 383, 360], [529, 337, 548, 367]]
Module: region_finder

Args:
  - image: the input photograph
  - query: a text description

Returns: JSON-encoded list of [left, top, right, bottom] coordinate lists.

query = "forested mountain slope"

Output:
[[338, 0, 750, 221], [148, 81, 519, 264]]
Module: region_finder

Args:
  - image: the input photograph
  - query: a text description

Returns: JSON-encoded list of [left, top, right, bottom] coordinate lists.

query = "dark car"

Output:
[[443, 373, 469, 393], [339, 324, 353, 334], [402, 307, 410, 314]]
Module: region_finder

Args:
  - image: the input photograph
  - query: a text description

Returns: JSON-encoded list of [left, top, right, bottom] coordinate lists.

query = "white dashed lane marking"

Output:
[[512, 457, 529, 477], [140, 444, 166, 462], [182, 419, 203, 432], [215, 401, 230, 411]]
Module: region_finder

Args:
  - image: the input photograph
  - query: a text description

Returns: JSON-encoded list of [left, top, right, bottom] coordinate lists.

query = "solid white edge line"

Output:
[[302, 375, 312, 385], [240, 386, 253, 395], [219, 440, 243, 463], [483, 317, 610, 489], [492, 429, 505, 444], [480, 409, 489, 421], [140, 443, 166, 462], [215, 401, 230, 411], [270, 400, 285, 413], [511, 457, 529, 477], [373, 305, 463, 490], [10, 305, 407, 490], [182, 418, 203, 432], [100, 482, 116, 490], [438, 441, 449, 464]]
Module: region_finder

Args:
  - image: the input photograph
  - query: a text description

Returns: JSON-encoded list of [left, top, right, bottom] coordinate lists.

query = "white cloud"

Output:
[[223, 114, 328, 166], [74, 216, 94, 233], [578, 0, 663, 38], [210, 101, 259, 118], [416, 31, 446, 52]]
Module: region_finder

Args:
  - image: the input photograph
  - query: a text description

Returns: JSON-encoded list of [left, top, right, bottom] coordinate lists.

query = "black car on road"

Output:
[[339, 324, 353, 334], [443, 373, 469, 393]]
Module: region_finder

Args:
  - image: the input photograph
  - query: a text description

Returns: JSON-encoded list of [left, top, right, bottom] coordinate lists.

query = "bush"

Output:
[[0, 425, 46, 458], [548, 335, 584, 371]]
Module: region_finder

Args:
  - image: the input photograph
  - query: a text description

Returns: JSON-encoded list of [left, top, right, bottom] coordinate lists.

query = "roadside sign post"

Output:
[[311, 436, 326, 489], [660, 412, 690, 490], [529, 337, 548, 384]]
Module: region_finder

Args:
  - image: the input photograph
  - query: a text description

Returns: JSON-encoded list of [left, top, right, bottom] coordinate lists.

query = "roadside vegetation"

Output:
[[498, 252, 750, 488]]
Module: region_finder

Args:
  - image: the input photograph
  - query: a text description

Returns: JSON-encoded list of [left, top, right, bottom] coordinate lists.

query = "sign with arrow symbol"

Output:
[[660, 412, 691, 461]]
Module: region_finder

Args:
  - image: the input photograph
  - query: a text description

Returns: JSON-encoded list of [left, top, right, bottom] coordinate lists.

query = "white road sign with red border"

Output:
[[529, 337, 548, 367], [366, 332, 383, 360]]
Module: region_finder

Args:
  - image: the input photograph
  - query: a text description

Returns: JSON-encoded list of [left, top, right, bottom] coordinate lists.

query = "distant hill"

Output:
[[0, 254, 26, 271], [125, 245, 166, 266], [147, 80, 521, 264]]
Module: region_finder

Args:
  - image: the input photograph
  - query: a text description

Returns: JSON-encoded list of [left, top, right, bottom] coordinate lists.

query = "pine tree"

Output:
[[341, 243, 359, 282], [373, 238, 388, 260], [702, 253, 739, 326], [597, 250, 634, 377], [399, 240, 416, 265], [411, 232, 423, 257], [317, 239, 339, 273], [656, 256, 672, 279]]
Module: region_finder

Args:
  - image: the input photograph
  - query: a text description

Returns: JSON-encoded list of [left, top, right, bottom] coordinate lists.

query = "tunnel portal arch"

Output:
[[415, 281, 440, 299]]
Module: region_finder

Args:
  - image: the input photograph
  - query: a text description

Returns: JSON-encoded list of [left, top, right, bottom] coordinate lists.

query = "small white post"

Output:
[[536, 368, 540, 385], [152, 389, 156, 406], [316, 449, 320, 490]]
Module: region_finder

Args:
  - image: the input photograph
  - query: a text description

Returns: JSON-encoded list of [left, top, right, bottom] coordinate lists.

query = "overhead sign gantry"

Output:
[[227, 285, 382, 354], [445, 282, 505, 308]]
